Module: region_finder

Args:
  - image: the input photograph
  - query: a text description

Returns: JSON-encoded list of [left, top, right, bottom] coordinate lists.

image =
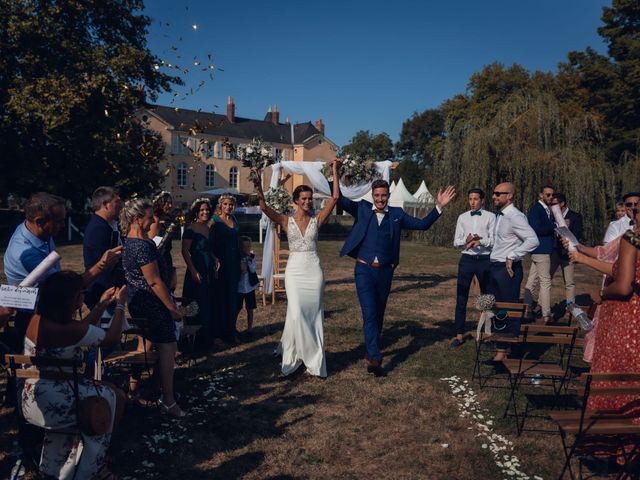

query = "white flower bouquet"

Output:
[[238, 138, 275, 181], [264, 186, 292, 215], [475, 294, 496, 312], [322, 155, 380, 186]]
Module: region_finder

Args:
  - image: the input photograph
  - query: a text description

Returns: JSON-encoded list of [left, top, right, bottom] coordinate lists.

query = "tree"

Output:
[[396, 108, 444, 169], [0, 0, 181, 205], [340, 130, 394, 161]]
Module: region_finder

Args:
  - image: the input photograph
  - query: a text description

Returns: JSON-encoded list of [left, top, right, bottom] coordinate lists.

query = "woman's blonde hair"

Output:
[[216, 194, 236, 213], [120, 198, 153, 234]]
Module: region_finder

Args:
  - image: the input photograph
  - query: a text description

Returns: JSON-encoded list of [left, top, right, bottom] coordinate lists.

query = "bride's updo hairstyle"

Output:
[[292, 185, 313, 203]]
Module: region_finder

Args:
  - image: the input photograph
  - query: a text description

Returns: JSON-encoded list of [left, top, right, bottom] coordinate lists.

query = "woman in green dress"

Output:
[[181, 198, 217, 349], [211, 194, 241, 344]]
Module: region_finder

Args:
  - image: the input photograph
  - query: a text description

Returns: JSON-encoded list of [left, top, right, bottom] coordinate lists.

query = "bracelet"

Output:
[[115, 303, 125, 312]]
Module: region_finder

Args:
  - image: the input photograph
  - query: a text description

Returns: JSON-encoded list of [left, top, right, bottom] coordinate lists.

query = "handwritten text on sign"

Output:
[[0, 284, 39, 310]]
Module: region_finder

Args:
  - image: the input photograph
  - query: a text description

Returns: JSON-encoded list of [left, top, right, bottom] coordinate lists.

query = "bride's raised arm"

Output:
[[316, 160, 341, 227], [252, 171, 289, 231]]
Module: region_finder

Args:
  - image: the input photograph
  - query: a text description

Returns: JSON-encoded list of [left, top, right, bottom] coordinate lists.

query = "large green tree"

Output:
[[340, 130, 394, 161], [0, 0, 180, 205]]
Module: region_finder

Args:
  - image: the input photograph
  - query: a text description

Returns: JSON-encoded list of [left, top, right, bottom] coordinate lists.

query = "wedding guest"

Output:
[[237, 236, 258, 336], [603, 192, 639, 244], [450, 188, 494, 349], [149, 192, 177, 291], [615, 201, 626, 220], [486, 182, 539, 362], [523, 185, 555, 323], [211, 194, 241, 344], [573, 219, 640, 429], [181, 198, 217, 349], [3, 192, 121, 350], [83, 186, 124, 309], [21, 271, 126, 480], [549, 193, 583, 308], [121, 199, 186, 418]]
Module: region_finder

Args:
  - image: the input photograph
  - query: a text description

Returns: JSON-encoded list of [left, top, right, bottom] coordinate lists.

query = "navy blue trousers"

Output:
[[454, 254, 491, 335], [487, 261, 523, 335], [354, 262, 394, 362]]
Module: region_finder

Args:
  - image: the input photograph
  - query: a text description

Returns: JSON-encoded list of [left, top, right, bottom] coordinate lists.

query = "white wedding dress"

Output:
[[280, 215, 327, 377]]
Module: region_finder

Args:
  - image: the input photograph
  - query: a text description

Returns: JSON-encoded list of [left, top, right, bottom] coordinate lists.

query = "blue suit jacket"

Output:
[[527, 202, 555, 254], [338, 195, 441, 266]]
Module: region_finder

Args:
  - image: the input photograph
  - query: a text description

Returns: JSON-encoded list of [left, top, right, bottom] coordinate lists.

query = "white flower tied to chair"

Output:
[[476, 293, 496, 338], [260, 160, 394, 293]]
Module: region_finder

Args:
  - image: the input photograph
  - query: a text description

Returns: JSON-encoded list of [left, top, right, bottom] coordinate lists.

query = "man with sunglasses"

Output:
[[486, 183, 538, 362], [603, 192, 640, 244], [523, 185, 556, 323]]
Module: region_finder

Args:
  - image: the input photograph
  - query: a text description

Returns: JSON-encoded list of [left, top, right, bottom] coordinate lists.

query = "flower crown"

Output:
[[189, 197, 212, 211], [216, 193, 236, 206], [153, 191, 172, 204]]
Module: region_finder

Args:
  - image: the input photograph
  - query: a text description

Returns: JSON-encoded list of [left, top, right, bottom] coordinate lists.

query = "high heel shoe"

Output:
[[159, 399, 187, 418]]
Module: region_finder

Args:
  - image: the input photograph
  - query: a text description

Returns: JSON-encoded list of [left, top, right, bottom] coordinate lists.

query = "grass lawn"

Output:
[[0, 240, 601, 479]]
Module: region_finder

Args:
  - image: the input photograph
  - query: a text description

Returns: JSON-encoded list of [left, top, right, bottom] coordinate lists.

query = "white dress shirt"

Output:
[[603, 215, 633, 244], [238, 255, 257, 294], [490, 203, 540, 262], [453, 209, 495, 256]]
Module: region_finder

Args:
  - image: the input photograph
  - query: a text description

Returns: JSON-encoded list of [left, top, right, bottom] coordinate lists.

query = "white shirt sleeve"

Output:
[[603, 221, 619, 244], [508, 213, 539, 261], [453, 215, 466, 248], [480, 215, 495, 248]]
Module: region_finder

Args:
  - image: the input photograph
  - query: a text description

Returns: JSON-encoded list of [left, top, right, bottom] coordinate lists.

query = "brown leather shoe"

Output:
[[366, 359, 385, 377]]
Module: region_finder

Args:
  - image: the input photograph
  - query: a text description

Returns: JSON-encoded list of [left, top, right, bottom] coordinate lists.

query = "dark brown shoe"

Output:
[[366, 359, 385, 377]]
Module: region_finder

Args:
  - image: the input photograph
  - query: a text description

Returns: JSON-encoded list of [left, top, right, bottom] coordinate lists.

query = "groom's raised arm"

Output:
[[401, 185, 456, 230]]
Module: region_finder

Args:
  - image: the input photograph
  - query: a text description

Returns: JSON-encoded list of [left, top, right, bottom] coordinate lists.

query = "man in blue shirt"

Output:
[[4, 193, 66, 286], [83, 186, 123, 308]]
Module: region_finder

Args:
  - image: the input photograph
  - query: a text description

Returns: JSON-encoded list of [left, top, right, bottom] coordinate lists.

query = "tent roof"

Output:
[[413, 180, 434, 203], [389, 178, 420, 207], [389, 180, 397, 193]]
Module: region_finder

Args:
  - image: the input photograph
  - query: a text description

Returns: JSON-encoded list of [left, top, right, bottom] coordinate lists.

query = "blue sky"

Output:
[[144, 0, 609, 147]]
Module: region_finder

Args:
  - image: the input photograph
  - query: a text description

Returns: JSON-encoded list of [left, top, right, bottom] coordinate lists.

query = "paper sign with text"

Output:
[[0, 285, 39, 310]]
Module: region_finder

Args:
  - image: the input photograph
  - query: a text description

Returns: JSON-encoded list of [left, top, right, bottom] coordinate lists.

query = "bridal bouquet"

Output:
[[238, 138, 275, 182], [322, 155, 380, 186], [264, 186, 292, 215], [475, 294, 496, 312]]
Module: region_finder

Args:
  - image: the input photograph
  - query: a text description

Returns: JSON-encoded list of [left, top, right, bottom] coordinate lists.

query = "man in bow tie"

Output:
[[603, 192, 640, 244], [338, 179, 456, 376], [486, 182, 538, 362], [450, 188, 495, 349], [524, 185, 556, 323]]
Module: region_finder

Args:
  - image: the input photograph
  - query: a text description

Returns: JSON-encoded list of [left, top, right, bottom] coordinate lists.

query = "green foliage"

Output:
[[340, 130, 394, 161], [0, 0, 181, 205], [396, 109, 444, 169]]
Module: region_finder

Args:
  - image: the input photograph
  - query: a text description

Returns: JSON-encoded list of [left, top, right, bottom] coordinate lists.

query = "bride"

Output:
[[253, 160, 340, 377]]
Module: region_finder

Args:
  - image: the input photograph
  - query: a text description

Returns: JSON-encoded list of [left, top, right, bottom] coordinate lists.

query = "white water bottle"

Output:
[[569, 304, 593, 332]]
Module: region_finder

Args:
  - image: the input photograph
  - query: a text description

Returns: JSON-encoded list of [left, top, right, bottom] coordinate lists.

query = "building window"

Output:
[[205, 165, 215, 188], [171, 134, 190, 155], [229, 167, 238, 189], [226, 143, 237, 160], [215, 141, 223, 158], [202, 141, 214, 158], [275, 148, 282, 161], [177, 162, 188, 187]]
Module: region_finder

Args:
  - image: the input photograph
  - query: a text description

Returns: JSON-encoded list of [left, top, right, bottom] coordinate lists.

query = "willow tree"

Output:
[[422, 89, 613, 245]]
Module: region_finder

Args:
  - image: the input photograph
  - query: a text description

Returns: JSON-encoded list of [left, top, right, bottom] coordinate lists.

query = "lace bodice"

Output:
[[287, 216, 318, 253]]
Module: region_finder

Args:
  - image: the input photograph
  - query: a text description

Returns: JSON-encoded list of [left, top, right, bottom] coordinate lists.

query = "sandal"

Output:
[[159, 399, 187, 418]]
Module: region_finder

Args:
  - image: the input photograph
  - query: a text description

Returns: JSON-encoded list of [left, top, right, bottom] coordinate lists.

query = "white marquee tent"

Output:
[[413, 180, 434, 204], [389, 178, 421, 209]]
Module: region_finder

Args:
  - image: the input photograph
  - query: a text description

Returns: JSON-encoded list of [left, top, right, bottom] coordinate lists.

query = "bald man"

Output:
[[487, 183, 538, 358]]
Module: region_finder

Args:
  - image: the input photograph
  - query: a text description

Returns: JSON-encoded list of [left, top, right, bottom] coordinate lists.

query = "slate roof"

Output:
[[145, 104, 325, 145]]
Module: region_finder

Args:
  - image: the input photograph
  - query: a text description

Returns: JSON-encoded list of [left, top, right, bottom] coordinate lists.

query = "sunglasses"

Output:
[[492, 191, 509, 196], [625, 202, 639, 207]]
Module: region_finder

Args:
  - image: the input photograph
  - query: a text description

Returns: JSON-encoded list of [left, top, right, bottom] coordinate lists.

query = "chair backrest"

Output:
[[4, 354, 82, 382], [582, 372, 640, 397], [520, 325, 580, 346], [494, 302, 527, 320]]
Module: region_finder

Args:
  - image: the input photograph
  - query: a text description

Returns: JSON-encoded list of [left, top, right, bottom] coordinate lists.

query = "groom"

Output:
[[339, 179, 456, 376]]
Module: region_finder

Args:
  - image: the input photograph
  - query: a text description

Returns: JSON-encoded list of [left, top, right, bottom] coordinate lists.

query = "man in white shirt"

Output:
[[603, 192, 639, 244], [487, 183, 539, 361], [450, 188, 495, 349]]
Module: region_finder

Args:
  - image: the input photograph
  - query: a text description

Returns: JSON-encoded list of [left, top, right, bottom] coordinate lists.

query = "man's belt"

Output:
[[356, 258, 393, 269]]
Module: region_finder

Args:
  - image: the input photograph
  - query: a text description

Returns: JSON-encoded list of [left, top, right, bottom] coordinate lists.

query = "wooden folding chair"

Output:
[[501, 324, 580, 435], [549, 372, 640, 479], [5, 354, 85, 479], [103, 316, 159, 381], [271, 227, 288, 304], [472, 302, 527, 388]]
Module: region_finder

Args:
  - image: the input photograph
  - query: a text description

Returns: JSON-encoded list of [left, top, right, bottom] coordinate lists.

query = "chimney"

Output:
[[272, 104, 280, 125], [226, 96, 235, 123], [285, 116, 290, 125], [314, 118, 325, 135]]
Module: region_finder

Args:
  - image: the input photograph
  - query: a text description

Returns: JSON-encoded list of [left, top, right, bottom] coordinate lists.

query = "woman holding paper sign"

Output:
[[21, 271, 126, 480]]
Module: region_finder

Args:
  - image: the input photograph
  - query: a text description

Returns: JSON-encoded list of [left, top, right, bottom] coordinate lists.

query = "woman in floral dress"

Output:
[[21, 271, 127, 480]]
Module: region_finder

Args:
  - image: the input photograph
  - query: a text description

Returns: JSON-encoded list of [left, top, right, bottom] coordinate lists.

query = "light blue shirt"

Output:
[[3, 222, 60, 286]]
